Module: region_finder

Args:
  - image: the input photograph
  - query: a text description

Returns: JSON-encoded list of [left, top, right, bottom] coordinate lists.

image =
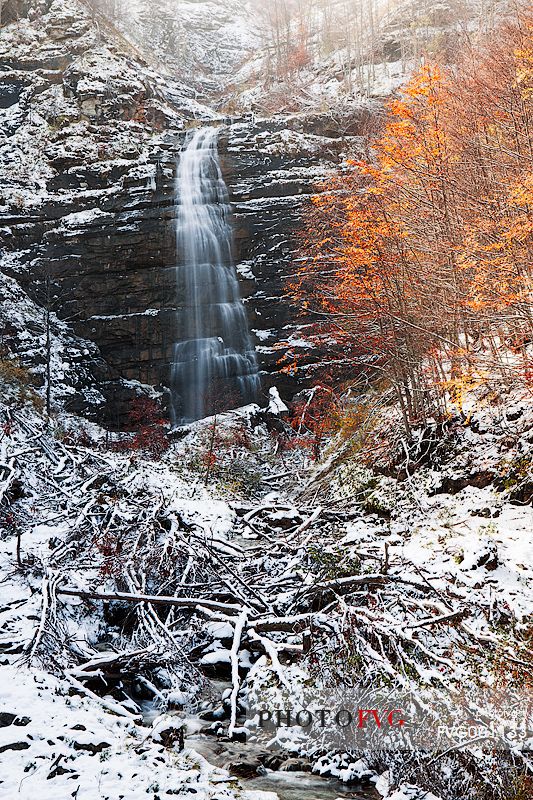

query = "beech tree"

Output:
[[292, 9, 533, 433]]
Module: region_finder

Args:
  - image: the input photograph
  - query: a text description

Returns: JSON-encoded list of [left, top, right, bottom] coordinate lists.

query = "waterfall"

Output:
[[170, 127, 260, 424]]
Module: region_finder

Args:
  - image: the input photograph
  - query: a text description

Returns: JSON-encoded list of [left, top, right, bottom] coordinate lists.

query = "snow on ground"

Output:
[[337, 480, 533, 622], [0, 363, 531, 800], [330, 383, 533, 623], [0, 393, 276, 798], [0, 664, 244, 800]]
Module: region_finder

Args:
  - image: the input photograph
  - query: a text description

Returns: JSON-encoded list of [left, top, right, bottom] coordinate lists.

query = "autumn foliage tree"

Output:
[[120, 397, 169, 460], [289, 385, 341, 460], [292, 10, 533, 433]]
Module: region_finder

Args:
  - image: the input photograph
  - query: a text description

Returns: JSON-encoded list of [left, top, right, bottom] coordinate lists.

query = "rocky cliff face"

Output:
[[1, 0, 510, 426], [221, 113, 376, 394], [0, 0, 381, 423], [0, 0, 200, 420]]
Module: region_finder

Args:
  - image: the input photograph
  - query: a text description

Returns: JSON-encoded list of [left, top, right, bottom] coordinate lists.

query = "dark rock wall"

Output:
[[1, 0, 497, 425], [2, 115, 371, 422], [0, 0, 191, 422], [0, 1, 379, 424], [2, 171, 178, 421], [221, 115, 372, 395]]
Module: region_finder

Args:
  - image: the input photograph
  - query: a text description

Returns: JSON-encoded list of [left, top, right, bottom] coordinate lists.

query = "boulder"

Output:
[[0, 712, 30, 727], [224, 757, 265, 779], [279, 757, 312, 772]]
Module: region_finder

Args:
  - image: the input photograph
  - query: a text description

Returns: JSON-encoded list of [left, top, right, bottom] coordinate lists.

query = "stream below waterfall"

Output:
[[138, 523, 379, 800], [142, 700, 378, 800], [246, 772, 377, 800], [185, 728, 378, 800]]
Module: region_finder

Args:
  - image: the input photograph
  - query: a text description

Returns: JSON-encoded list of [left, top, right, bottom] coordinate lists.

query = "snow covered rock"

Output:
[[267, 386, 289, 415], [459, 535, 499, 571]]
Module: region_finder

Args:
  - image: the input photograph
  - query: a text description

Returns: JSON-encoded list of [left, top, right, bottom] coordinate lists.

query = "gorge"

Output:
[[0, 0, 375, 424], [0, 3, 531, 800]]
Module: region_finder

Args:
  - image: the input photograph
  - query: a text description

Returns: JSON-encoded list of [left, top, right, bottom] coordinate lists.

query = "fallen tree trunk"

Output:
[[407, 609, 469, 629], [58, 587, 248, 615], [297, 572, 433, 601]]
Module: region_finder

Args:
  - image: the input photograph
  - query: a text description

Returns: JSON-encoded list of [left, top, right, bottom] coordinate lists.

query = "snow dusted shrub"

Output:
[[330, 461, 379, 503], [207, 419, 258, 457], [55, 424, 94, 448], [265, 384, 342, 463], [383, 751, 533, 800], [508, 775, 533, 800], [203, 424, 263, 497], [288, 386, 341, 461], [113, 397, 169, 460], [497, 454, 532, 503], [218, 460, 263, 497], [307, 544, 361, 580], [0, 357, 43, 412]]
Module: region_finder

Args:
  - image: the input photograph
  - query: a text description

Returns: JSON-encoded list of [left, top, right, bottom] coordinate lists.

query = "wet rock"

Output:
[[0, 712, 30, 727], [0, 80, 26, 108], [261, 753, 286, 770], [202, 721, 225, 737], [224, 757, 265, 778], [229, 728, 247, 743], [132, 678, 159, 702], [153, 717, 186, 751], [198, 705, 227, 722], [159, 726, 185, 751], [267, 509, 303, 530], [0, 741, 30, 753], [279, 757, 312, 772], [199, 648, 232, 679], [222, 121, 349, 394]]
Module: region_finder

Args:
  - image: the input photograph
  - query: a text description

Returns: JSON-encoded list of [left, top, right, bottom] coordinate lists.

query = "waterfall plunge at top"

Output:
[[170, 127, 260, 424]]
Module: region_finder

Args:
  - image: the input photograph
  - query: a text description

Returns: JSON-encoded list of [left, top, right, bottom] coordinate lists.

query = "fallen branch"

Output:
[[0, 459, 16, 504], [65, 671, 141, 721], [58, 587, 248, 615], [252, 613, 314, 633], [297, 572, 433, 601], [27, 572, 50, 662], [286, 506, 323, 542], [407, 609, 469, 629], [228, 607, 249, 738]]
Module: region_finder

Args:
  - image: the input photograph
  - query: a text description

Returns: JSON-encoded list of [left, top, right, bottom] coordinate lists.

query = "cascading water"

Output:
[[170, 126, 260, 425]]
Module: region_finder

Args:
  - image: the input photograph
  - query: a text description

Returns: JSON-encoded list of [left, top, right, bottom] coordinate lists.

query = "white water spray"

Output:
[[170, 127, 260, 424]]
